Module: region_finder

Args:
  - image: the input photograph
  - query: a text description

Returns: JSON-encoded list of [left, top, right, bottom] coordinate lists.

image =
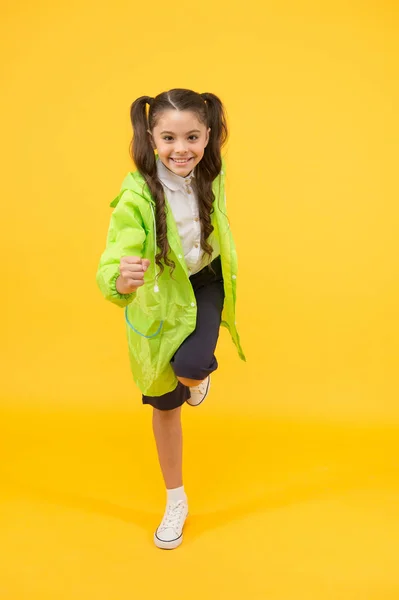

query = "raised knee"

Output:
[[177, 376, 203, 387]]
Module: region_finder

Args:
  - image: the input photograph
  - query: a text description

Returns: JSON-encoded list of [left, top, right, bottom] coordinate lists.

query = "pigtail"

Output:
[[195, 92, 229, 259], [130, 96, 157, 177], [200, 92, 228, 179], [130, 96, 174, 276]]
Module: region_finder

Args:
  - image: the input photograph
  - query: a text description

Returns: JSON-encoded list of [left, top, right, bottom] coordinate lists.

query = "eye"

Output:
[[163, 136, 173, 141], [189, 135, 198, 141]]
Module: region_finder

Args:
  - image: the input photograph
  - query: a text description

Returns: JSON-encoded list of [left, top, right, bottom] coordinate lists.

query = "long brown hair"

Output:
[[130, 88, 228, 275]]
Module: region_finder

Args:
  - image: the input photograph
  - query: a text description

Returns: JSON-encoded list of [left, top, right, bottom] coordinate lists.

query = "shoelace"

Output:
[[190, 380, 206, 394], [158, 501, 186, 531]]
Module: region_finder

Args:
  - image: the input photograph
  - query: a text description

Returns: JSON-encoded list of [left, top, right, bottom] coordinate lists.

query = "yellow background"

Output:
[[1, 1, 398, 598]]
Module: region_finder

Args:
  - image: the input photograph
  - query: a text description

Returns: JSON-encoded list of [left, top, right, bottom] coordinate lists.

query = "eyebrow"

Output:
[[160, 130, 201, 135]]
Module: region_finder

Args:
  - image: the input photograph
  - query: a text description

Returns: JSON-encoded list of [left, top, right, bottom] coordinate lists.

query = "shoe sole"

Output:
[[154, 531, 184, 550], [186, 377, 211, 407]]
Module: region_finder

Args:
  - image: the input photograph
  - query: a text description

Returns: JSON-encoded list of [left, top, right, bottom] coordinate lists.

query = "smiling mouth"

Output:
[[171, 158, 193, 164]]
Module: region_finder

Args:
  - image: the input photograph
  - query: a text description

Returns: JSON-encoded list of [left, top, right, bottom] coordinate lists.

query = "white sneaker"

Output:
[[186, 376, 211, 407], [154, 500, 189, 550]]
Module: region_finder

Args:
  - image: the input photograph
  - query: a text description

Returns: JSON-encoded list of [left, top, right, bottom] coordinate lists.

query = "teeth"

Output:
[[173, 158, 191, 163]]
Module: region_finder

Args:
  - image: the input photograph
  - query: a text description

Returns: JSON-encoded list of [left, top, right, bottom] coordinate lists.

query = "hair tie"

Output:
[[147, 97, 154, 107]]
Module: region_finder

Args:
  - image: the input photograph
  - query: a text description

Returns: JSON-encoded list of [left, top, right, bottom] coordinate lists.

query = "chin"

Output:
[[174, 166, 192, 175]]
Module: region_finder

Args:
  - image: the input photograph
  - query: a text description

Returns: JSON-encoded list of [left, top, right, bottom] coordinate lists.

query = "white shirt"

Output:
[[156, 158, 220, 276]]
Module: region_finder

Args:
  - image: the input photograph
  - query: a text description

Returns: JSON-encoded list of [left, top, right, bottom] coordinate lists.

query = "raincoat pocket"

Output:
[[124, 307, 163, 339], [125, 299, 163, 339]]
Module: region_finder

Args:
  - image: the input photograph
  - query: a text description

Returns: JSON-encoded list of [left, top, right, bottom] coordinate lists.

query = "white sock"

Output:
[[167, 485, 186, 504]]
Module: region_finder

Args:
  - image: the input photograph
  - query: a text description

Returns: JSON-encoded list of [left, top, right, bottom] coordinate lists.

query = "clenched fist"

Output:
[[116, 256, 151, 295]]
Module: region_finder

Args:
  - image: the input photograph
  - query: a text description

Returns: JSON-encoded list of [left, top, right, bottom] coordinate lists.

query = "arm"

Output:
[[96, 190, 147, 308]]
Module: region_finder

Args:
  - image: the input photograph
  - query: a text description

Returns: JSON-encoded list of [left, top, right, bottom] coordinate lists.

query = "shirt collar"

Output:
[[156, 157, 195, 192]]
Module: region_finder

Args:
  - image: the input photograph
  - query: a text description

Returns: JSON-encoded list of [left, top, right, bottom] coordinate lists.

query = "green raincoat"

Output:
[[96, 159, 245, 396]]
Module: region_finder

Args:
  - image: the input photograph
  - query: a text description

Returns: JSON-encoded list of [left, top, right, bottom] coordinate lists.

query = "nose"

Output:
[[174, 139, 188, 154]]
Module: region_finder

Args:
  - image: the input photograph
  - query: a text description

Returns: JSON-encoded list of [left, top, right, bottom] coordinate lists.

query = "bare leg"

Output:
[[152, 406, 183, 489]]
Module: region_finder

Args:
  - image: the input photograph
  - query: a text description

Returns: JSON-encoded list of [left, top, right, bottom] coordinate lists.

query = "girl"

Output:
[[96, 88, 245, 550]]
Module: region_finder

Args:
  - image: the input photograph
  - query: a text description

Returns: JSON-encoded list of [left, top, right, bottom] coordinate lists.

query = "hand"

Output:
[[116, 257, 151, 294]]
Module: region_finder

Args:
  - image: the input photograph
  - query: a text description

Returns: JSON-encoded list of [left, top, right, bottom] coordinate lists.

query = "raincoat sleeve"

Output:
[[96, 189, 146, 308]]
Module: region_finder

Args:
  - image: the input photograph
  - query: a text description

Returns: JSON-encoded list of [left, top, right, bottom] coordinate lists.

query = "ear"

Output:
[[147, 129, 156, 150], [205, 127, 211, 147]]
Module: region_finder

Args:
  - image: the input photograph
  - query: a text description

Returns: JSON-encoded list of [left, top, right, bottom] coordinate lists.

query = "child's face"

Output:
[[150, 110, 210, 177]]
